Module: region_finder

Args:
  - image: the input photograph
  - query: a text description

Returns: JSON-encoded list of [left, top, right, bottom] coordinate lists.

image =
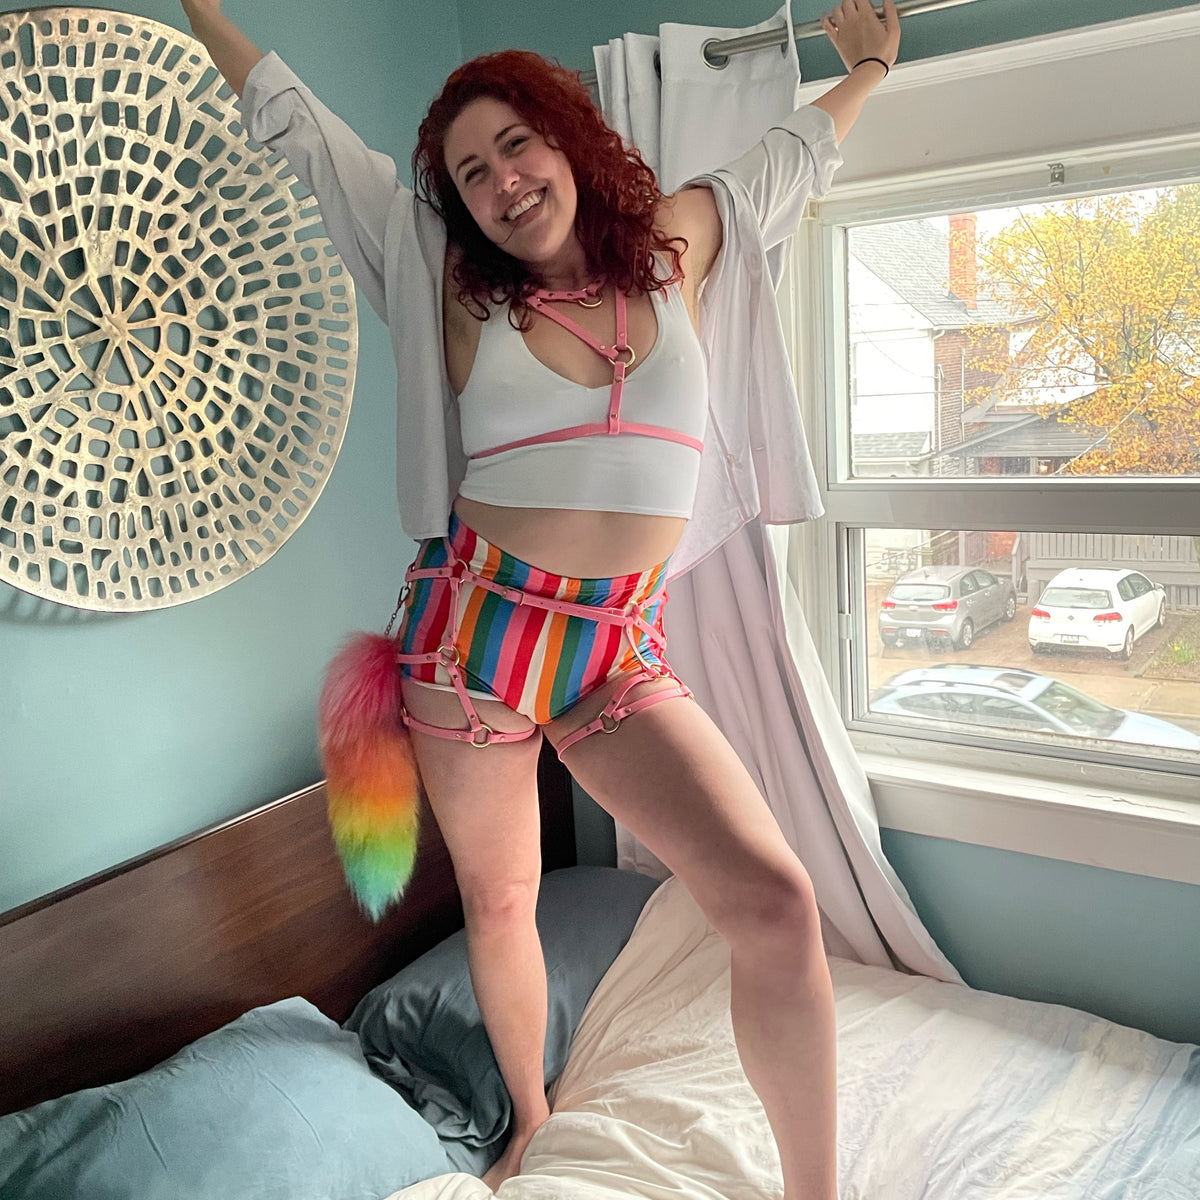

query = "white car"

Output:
[[1028, 567, 1166, 660]]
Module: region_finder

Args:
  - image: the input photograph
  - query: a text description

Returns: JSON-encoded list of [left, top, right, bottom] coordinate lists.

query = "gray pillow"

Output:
[[346, 865, 660, 1176], [0, 997, 452, 1200]]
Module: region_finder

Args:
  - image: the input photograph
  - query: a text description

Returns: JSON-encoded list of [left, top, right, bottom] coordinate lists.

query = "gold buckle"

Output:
[[437, 643, 461, 666], [612, 345, 636, 367], [469, 724, 494, 748], [599, 712, 621, 734]]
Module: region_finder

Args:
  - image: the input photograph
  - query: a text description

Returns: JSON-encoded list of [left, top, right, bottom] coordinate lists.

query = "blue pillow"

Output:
[[0, 997, 452, 1200], [346, 865, 660, 1176]]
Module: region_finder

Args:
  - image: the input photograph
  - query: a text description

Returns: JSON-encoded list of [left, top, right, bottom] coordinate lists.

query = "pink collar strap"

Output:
[[531, 282, 603, 305]]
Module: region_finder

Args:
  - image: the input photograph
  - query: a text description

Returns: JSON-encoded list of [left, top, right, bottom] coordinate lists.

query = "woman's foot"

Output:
[[481, 1123, 541, 1192]]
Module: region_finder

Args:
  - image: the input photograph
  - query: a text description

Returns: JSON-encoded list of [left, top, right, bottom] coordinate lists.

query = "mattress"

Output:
[[392, 876, 1200, 1199]]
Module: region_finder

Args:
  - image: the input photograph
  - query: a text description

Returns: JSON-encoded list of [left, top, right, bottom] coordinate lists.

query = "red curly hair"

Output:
[[413, 50, 685, 321]]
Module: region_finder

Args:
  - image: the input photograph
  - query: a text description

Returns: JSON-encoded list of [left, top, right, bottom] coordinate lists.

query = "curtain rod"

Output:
[[579, 0, 978, 86]]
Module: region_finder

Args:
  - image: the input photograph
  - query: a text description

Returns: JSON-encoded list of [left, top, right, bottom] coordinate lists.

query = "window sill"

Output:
[[856, 738, 1200, 886]]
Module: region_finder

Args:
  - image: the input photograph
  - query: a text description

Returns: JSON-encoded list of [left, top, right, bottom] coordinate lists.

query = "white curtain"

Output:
[[593, 7, 959, 982]]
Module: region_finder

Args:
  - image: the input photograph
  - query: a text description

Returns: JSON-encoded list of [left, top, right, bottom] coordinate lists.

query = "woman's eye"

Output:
[[507, 136, 527, 152]]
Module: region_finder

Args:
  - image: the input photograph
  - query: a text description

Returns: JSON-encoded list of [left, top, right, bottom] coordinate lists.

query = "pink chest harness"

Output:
[[469, 285, 706, 460]]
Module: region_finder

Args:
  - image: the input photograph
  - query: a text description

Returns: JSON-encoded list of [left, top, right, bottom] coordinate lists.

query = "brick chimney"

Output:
[[948, 213, 978, 310]]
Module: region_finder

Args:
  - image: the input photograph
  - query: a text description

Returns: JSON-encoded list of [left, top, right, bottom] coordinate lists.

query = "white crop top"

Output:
[[456, 283, 708, 518]]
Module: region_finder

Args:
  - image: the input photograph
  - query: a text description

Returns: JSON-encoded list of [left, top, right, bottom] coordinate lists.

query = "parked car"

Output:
[[879, 565, 1017, 651], [1028, 568, 1166, 660], [870, 664, 1200, 750]]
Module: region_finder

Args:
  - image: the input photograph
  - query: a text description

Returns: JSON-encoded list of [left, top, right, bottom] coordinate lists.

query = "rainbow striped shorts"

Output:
[[395, 509, 684, 728]]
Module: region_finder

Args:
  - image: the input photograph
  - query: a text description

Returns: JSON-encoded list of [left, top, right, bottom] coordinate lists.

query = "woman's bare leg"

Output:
[[469, 899, 551, 1189], [729, 926, 838, 1199], [401, 681, 551, 1189], [548, 679, 839, 1200]]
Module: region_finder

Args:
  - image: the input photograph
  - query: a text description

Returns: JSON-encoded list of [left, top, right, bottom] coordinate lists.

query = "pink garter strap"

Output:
[[552, 671, 692, 756], [394, 563, 538, 749], [394, 544, 692, 753]]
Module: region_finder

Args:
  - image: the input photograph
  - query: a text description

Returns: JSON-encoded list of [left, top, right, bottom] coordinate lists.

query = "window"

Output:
[[780, 7, 1200, 879]]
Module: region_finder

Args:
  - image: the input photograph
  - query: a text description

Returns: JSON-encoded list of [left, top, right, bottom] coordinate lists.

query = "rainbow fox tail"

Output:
[[318, 633, 420, 922]]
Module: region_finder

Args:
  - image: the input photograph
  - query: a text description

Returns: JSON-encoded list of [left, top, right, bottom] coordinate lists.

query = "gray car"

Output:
[[879, 565, 1017, 651]]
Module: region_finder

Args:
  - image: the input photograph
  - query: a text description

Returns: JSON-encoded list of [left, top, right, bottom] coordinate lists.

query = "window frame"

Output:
[[780, 6, 1200, 885]]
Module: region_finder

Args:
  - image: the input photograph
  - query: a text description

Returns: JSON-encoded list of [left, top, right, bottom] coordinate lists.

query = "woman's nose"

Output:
[[494, 161, 520, 194]]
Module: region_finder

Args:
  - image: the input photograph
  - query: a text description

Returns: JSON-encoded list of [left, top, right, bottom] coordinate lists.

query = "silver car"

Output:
[[870, 664, 1200, 750], [879, 565, 1017, 651]]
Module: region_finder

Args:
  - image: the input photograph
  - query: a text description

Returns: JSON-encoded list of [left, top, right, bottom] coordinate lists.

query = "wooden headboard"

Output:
[[0, 741, 576, 1116]]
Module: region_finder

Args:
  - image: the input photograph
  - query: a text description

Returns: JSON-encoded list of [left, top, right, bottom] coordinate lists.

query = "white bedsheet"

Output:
[[391, 877, 1200, 1200]]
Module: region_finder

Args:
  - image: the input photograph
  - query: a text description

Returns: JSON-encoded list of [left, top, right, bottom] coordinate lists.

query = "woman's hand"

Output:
[[820, 0, 901, 73], [810, 0, 901, 141], [180, 0, 221, 20], [176, 0, 262, 98]]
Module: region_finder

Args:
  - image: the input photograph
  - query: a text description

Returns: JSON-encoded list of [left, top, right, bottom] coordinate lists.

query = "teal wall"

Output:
[[0, 0, 462, 910], [468, 0, 1200, 1048], [456, 0, 1200, 76]]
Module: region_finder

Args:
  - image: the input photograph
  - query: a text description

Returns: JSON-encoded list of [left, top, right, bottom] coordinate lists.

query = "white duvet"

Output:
[[391, 877, 1200, 1200]]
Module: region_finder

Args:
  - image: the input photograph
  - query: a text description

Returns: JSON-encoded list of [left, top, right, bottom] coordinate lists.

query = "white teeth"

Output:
[[505, 191, 543, 221]]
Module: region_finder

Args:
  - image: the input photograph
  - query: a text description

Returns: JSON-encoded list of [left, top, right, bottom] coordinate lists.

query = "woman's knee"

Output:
[[459, 874, 541, 932], [707, 858, 821, 950]]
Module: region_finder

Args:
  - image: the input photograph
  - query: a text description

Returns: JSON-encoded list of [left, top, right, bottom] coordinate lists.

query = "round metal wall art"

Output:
[[0, 8, 358, 610]]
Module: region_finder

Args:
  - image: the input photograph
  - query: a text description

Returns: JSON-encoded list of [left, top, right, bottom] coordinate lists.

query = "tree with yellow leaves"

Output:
[[965, 185, 1200, 474]]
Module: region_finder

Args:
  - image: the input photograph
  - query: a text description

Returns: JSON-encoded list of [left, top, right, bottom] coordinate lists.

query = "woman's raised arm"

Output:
[[178, 2, 405, 322], [811, 0, 900, 143], [180, 0, 263, 98], [668, 0, 900, 286]]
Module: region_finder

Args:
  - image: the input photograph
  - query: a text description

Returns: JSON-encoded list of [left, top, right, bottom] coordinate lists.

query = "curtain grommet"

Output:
[[702, 38, 730, 69]]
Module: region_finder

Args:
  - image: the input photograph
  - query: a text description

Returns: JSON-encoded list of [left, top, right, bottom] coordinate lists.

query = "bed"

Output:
[[403, 877, 1200, 1200], [3, 744, 1199, 1200]]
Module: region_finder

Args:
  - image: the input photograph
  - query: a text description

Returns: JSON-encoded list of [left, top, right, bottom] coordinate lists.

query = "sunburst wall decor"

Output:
[[0, 8, 358, 610]]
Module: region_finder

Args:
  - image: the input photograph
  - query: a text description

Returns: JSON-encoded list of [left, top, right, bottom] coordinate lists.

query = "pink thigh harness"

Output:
[[394, 510, 692, 755]]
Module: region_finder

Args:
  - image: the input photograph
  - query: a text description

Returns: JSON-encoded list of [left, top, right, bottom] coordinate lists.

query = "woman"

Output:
[[181, 3, 900, 1196]]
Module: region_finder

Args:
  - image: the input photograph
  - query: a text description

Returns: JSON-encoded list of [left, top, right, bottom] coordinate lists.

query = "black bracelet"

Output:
[[852, 56, 890, 76]]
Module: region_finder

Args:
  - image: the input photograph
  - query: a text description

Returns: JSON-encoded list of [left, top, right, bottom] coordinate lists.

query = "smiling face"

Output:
[[442, 96, 587, 282]]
